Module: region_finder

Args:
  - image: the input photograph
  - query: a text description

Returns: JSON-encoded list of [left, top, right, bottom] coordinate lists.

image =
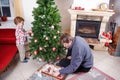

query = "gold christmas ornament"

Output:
[[45, 37, 49, 40], [57, 31, 60, 34], [34, 39, 38, 43], [53, 36, 56, 39], [31, 33, 34, 36], [51, 25, 54, 29]]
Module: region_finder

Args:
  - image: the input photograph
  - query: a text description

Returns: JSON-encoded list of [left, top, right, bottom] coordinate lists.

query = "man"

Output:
[[57, 33, 93, 75]]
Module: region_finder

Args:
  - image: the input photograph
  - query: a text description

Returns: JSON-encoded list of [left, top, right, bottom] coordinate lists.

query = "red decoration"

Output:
[[1, 16, 7, 21], [102, 31, 112, 40], [34, 50, 38, 55], [56, 56, 60, 60], [105, 42, 109, 47], [52, 47, 56, 51], [101, 31, 112, 47], [39, 47, 43, 50], [72, 6, 84, 10], [102, 32, 105, 36]]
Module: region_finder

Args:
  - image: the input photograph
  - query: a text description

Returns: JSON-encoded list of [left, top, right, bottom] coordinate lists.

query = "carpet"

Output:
[[68, 67, 115, 80]]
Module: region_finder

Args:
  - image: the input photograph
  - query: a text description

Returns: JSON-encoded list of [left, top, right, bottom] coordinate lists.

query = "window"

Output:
[[0, 0, 14, 19]]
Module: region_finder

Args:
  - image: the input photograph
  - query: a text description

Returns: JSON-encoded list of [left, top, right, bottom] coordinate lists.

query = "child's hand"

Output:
[[26, 30, 32, 36], [26, 30, 32, 34]]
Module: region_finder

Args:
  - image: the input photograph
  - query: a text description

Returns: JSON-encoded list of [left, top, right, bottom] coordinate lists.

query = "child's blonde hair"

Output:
[[14, 16, 24, 25]]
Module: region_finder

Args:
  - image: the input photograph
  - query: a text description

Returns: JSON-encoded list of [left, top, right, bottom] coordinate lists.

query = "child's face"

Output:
[[17, 21, 24, 27]]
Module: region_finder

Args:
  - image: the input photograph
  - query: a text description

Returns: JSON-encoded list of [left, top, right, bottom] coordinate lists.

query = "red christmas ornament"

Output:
[[56, 56, 60, 60], [107, 31, 112, 39], [52, 47, 56, 51], [102, 32, 105, 36], [104, 42, 109, 47], [34, 50, 38, 55], [1, 16, 7, 21], [39, 47, 43, 51]]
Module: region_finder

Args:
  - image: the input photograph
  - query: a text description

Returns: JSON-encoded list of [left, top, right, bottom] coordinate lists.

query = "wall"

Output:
[[72, 0, 110, 11], [54, 0, 73, 33], [21, 0, 37, 30], [113, 0, 120, 27], [20, 0, 120, 33], [109, 0, 120, 33]]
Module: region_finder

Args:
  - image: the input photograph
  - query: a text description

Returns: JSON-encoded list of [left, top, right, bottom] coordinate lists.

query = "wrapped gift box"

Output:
[[39, 64, 66, 80]]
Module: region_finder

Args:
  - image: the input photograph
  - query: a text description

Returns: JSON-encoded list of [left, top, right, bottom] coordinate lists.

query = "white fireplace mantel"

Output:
[[68, 9, 115, 38]]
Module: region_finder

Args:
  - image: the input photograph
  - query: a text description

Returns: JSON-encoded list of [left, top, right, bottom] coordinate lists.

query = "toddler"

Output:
[[14, 16, 31, 63]]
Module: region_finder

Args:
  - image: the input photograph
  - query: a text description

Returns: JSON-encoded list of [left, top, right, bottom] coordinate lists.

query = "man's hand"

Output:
[[67, 56, 71, 59], [53, 71, 60, 76]]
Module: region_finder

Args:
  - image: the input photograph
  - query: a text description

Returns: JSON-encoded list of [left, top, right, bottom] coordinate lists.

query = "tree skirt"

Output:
[[68, 67, 115, 80]]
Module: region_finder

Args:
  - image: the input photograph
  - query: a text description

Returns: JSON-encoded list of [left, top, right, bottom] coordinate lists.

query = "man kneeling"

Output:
[[57, 33, 94, 75]]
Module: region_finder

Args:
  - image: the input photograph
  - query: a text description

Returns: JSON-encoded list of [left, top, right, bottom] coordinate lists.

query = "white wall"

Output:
[[54, 0, 73, 33], [21, 0, 37, 30], [114, 0, 120, 26], [72, 0, 110, 11]]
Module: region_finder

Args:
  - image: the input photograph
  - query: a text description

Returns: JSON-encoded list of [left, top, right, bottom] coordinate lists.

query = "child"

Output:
[[14, 16, 31, 63]]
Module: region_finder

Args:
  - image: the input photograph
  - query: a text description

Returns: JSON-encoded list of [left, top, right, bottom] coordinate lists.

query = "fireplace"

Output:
[[68, 9, 114, 38], [75, 20, 101, 38], [68, 9, 115, 50]]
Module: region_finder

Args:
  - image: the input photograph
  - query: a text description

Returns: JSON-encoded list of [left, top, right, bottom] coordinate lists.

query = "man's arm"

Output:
[[59, 46, 83, 74]]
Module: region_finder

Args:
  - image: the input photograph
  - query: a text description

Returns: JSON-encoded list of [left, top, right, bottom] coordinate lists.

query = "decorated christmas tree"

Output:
[[29, 0, 65, 62]]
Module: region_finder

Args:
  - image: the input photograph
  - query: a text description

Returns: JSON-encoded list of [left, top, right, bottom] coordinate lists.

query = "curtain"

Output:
[[13, 0, 24, 18]]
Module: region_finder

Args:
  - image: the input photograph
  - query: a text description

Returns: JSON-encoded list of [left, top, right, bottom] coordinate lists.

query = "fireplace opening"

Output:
[[75, 20, 101, 39]]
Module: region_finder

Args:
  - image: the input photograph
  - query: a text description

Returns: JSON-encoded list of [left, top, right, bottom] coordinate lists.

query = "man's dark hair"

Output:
[[60, 33, 73, 44]]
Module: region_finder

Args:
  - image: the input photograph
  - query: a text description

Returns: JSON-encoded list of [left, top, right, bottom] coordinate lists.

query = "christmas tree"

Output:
[[29, 0, 65, 62]]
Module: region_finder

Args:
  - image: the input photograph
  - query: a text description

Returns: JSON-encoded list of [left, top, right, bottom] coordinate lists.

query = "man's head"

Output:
[[14, 16, 24, 26], [60, 33, 73, 48]]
